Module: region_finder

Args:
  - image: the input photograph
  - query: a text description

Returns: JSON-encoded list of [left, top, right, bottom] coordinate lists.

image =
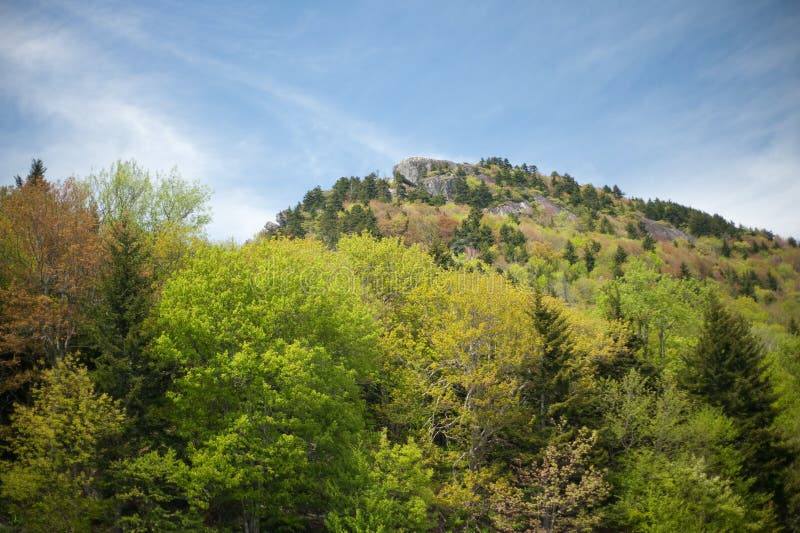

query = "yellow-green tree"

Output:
[[0, 357, 125, 532]]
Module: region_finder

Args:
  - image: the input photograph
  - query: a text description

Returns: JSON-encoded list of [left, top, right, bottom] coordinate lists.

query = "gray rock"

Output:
[[640, 217, 693, 242], [533, 194, 576, 220], [485, 201, 533, 216], [418, 174, 458, 199], [393, 156, 456, 185]]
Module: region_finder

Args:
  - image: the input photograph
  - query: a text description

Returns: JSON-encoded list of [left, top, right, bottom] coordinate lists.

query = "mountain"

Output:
[[269, 155, 799, 329]]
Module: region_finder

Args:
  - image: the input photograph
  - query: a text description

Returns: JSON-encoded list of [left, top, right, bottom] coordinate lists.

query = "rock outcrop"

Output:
[[640, 217, 693, 242], [485, 201, 533, 216], [393, 157, 487, 201], [420, 174, 458, 198], [532, 193, 576, 220]]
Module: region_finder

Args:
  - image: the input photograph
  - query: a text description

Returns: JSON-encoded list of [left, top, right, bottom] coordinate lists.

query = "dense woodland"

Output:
[[1, 157, 799, 532]]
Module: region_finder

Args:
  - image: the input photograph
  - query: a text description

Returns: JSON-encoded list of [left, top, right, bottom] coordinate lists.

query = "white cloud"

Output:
[[0, 12, 208, 184], [208, 188, 276, 242]]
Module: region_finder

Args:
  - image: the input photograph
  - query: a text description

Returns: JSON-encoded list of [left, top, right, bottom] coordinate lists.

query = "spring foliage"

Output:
[[1, 158, 799, 531]]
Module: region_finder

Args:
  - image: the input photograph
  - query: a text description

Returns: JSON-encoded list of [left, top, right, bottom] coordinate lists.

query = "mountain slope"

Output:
[[268, 156, 800, 329]]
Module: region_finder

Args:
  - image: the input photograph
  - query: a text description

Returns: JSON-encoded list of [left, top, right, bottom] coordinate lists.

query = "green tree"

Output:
[[89, 217, 153, 407], [500, 222, 528, 263], [601, 259, 703, 364], [469, 181, 493, 209], [393, 172, 407, 201], [341, 204, 380, 237], [302, 185, 325, 214], [318, 198, 342, 248], [642, 234, 656, 251], [612, 450, 751, 532], [612, 246, 628, 278], [450, 207, 495, 262], [721, 239, 732, 258], [276, 203, 306, 238], [173, 342, 366, 532], [583, 245, 596, 273], [87, 160, 210, 234], [0, 357, 125, 532], [682, 296, 789, 514], [113, 449, 201, 532], [523, 292, 575, 435], [151, 239, 380, 529], [453, 176, 470, 204], [327, 430, 434, 532], [562, 240, 578, 265]]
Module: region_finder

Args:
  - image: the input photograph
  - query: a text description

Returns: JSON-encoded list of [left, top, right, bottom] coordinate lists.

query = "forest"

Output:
[[1, 157, 799, 532]]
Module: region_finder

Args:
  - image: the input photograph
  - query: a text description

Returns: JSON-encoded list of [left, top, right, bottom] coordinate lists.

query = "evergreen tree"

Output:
[[562, 240, 578, 265], [318, 200, 341, 248], [428, 240, 455, 270], [626, 221, 640, 239], [642, 234, 656, 251], [599, 217, 615, 235], [302, 186, 325, 215], [469, 181, 493, 209], [361, 173, 378, 203], [524, 292, 575, 435], [450, 207, 494, 262], [453, 176, 470, 204], [276, 204, 306, 238], [583, 245, 596, 273], [612, 246, 628, 278], [721, 239, 731, 258], [393, 173, 407, 201], [14, 158, 47, 187], [89, 218, 153, 408], [376, 179, 392, 202], [682, 297, 790, 515], [679, 262, 692, 279], [500, 223, 528, 263], [341, 205, 380, 237]]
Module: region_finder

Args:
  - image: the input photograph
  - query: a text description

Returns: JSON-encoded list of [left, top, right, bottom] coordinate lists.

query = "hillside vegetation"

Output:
[[1, 157, 799, 532]]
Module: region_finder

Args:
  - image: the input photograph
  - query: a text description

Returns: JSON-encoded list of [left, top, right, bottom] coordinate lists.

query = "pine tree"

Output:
[[469, 181, 493, 209], [89, 218, 153, 408], [276, 204, 306, 238], [612, 246, 628, 278], [679, 262, 691, 279], [302, 186, 325, 215], [642, 234, 656, 252], [682, 296, 789, 513], [318, 200, 341, 248], [453, 176, 470, 204], [14, 158, 47, 187], [393, 173, 407, 201], [562, 241, 578, 265], [583, 245, 596, 273], [721, 239, 732, 258], [524, 292, 575, 434]]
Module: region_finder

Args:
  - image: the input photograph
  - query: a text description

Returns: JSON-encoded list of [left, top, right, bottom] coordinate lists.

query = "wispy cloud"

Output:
[[0, 10, 206, 179], [0, 0, 411, 240]]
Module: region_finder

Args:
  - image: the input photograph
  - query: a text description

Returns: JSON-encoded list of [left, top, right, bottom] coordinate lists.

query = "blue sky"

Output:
[[1, 0, 798, 241]]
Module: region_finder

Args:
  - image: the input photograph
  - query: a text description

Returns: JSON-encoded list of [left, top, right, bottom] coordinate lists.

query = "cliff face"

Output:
[[392, 157, 455, 185], [393, 157, 483, 201]]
